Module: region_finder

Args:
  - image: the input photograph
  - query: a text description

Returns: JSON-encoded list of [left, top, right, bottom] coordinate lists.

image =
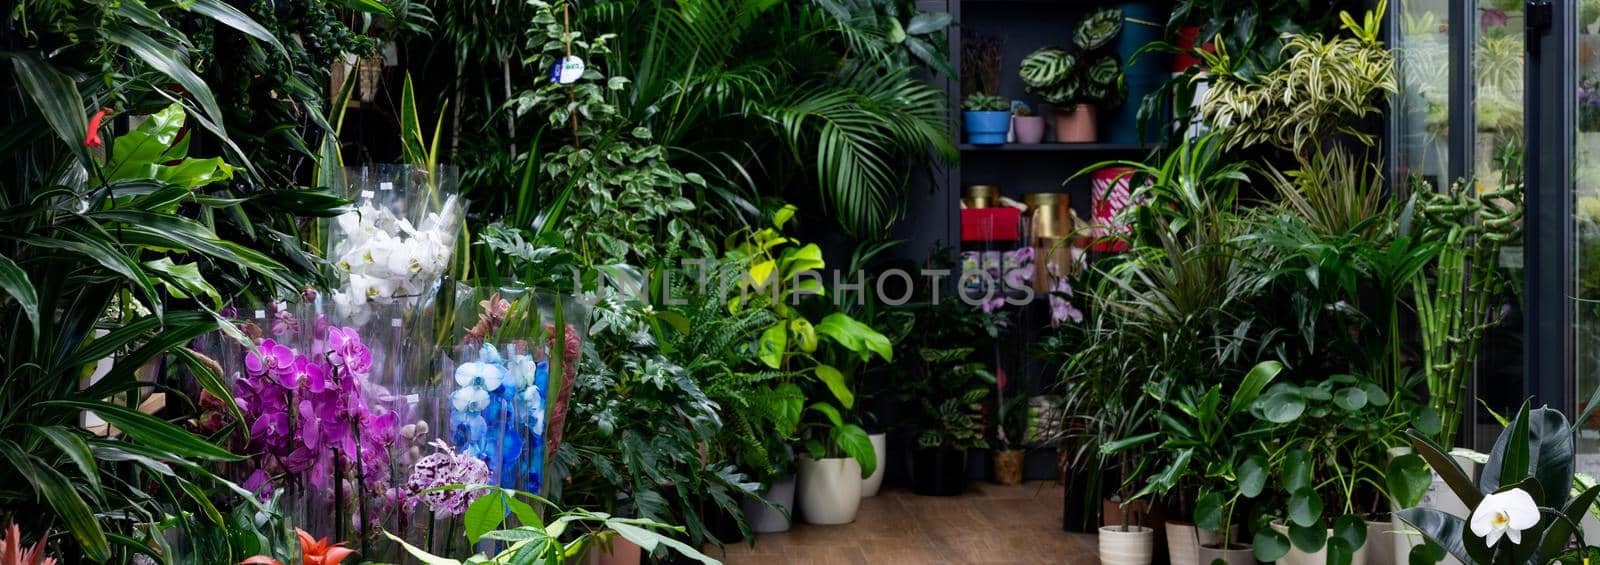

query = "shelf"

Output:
[[959, 143, 1151, 152]]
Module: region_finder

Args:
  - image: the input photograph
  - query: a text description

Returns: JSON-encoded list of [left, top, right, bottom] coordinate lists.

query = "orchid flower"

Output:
[[1469, 488, 1539, 547]]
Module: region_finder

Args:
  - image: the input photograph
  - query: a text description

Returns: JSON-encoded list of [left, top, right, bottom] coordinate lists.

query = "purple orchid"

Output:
[[245, 339, 294, 377]]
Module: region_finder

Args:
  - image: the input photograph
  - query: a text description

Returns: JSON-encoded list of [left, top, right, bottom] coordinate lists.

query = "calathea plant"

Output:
[[1019, 7, 1125, 108], [1398, 399, 1600, 564]]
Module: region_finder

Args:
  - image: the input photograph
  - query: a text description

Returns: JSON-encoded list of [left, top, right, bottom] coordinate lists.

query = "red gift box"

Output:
[[960, 207, 1021, 242]]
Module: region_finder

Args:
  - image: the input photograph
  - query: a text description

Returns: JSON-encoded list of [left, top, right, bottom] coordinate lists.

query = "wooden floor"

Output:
[[705, 481, 1100, 564]]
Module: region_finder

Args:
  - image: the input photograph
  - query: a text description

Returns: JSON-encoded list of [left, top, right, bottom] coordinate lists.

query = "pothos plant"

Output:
[[726, 205, 892, 478], [1018, 7, 1124, 109]]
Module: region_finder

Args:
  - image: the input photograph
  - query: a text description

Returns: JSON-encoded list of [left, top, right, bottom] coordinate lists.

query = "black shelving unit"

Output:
[[892, 0, 1173, 484]]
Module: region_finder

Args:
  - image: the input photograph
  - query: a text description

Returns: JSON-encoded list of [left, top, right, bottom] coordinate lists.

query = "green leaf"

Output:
[[1326, 537, 1357, 565], [1540, 485, 1600, 559], [1331, 515, 1367, 551], [1288, 487, 1323, 527], [1229, 360, 1282, 419], [1283, 449, 1313, 492], [904, 12, 953, 35], [0, 441, 110, 561], [1252, 527, 1291, 562], [815, 312, 893, 362], [12, 55, 88, 159], [832, 423, 877, 478], [807, 402, 844, 428], [1238, 454, 1268, 498], [1492, 400, 1532, 491], [770, 383, 804, 438], [0, 254, 40, 339], [1408, 542, 1447, 565], [465, 491, 508, 544], [384, 531, 463, 565], [1387, 453, 1433, 508], [813, 365, 854, 409], [331, 0, 393, 15], [608, 522, 718, 564], [1254, 390, 1306, 423], [1194, 491, 1223, 531], [144, 258, 221, 308], [41, 400, 241, 461], [1405, 429, 1482, 508], [31, 425, 101, 493], [1396, 508, 1486, 564], [757, 323, 786, 368], [187, 0, 286, 56], [102, 24, 225, 130], [1332, 387, 1368, 411], [1288, 520, 1326, 552]]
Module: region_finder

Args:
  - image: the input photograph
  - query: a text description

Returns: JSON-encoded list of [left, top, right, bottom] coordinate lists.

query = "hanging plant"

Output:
[[1074, 8, 1124, 52]]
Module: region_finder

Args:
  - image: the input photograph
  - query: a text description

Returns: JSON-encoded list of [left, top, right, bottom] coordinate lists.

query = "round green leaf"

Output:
[[1289, 487, 1324, 527], [1253, 528, 1291, 562], [1413, 406, 1442, 437], [1333, 387, 1368, 411], [1387, 454, 1432, 508], [1327, 538, 1356, 565], [1195, 491, 1224, 532], [1239, 455, 1268, 498], [1288, 521, 1327, 552], [1283, 449, 1313, 492], [1255, 391, 1307, 423], [1409, 541, 1447, 565], [1361, 382, 1390, 407], [1331, 514, 1367, 549], [1301, 386, 1333, 402]]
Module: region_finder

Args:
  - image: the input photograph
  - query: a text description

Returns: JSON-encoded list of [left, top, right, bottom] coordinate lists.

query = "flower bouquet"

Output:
[[326, 165, 462, 326]]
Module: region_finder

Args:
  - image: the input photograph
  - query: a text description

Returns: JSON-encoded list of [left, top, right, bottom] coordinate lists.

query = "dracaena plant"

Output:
[[1397, 399, 1600, 564]]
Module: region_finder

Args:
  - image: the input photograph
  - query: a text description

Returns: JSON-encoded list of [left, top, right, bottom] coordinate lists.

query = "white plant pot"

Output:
[[741, 475, 796, 533], [1392, 450, 1479, 565], [1270, 521, 1370, 565], [861, 433, 887, 497], [797, 456, 862, 525], [1166, 522, 1239, 565], [1197, 543, 1255, 565], [1098, 525, 1155, 565], [1366, 520, 1395, 565]]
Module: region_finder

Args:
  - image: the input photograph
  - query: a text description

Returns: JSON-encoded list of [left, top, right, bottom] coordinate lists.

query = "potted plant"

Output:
[[1019, 7, 1125, 142], [963, 93, 1012, 145], [992, 395, 1029, 486], [1012, 102, 1046, 144], [1104, 361, 1288, 565], [796, 397, 877, 524], [1397, 399, 1600, 564], [1247, 374, 1424, 565], [901, 297, 999, 496]]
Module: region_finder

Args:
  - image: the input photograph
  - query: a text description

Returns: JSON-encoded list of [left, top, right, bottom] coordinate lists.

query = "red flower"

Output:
[[84, 108, 111, 148], [239, 529, 353, 565]]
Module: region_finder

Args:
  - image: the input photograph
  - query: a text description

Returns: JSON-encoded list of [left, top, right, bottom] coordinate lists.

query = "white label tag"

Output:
[[254, 310, 266, 319], [391, 318, 402, 327], [558, 56, 585, 84], [379, 182, 394, 191], [360, 190, 375, 199]]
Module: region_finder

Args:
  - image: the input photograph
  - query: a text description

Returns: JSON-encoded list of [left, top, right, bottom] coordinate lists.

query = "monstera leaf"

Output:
[[1074, 8, 1124, 51]]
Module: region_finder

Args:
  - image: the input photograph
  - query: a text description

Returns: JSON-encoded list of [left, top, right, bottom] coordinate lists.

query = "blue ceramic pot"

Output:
[[964, 111, 1012, 145], [1107, 1, 1170, 144]]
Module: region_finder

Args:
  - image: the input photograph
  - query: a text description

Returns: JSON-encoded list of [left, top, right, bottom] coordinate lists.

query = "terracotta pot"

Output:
[[797, 456, 861, 525], [587, 535, 642, 565], [1053, 104, 1098, 143], [1198, 544, 1254, 565], [1013, 115, 1046, 143], [993, 450, 1025, 486]]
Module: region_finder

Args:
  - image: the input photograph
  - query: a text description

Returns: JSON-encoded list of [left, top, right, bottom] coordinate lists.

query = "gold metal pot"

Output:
[[964, 185, 1000, 209], [1024, 192, 1072, 240]]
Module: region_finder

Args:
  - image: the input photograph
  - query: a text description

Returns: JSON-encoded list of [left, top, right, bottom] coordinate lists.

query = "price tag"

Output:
[[360, 190, 375, 200], [379, 182, 394, 191], [391, 318, 402, 328], [551, 55, 585, 84], [254, 310, 266, 319]]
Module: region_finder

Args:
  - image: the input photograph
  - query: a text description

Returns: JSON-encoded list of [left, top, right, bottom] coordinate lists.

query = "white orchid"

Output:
[[1470, 488, 1539, 548], [327, 195, 459, 311], [454, 361, 504, 391], [449, 386, 490, 412]]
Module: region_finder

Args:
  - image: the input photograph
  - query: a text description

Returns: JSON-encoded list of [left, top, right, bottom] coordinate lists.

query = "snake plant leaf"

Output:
[[1074, 8, 1124, 51]]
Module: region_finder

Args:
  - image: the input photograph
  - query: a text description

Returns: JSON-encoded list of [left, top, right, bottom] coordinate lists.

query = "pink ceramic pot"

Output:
[[1013, 115, 1045, 144]]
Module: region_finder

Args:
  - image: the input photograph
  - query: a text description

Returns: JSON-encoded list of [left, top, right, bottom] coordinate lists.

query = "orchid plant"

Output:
[[1397, 399, 1600, 564], [327, 175, 461, 324]]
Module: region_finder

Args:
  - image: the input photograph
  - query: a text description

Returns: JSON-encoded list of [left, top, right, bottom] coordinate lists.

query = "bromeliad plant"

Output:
[[1397, 400, 1600, 564]]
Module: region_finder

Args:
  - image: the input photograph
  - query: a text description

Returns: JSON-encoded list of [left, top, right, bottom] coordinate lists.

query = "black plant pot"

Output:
[[911, 447, 968, 496]]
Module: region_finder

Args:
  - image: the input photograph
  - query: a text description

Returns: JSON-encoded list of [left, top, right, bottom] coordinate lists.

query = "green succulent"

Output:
[[1074, 8, 1123, 52], [962, 92, 1010, 112]]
